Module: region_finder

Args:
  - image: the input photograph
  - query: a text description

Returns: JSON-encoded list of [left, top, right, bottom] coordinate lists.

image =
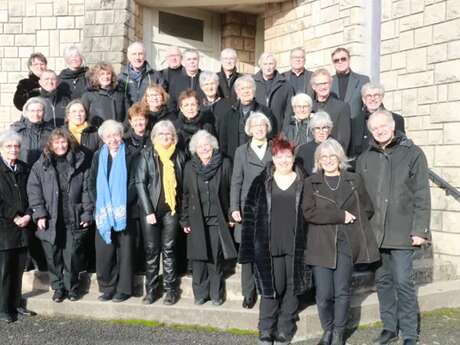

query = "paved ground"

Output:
[[1, 308, 459, 345]]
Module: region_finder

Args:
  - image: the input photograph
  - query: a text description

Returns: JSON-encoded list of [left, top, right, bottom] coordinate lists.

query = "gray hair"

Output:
[[234, 74, 256, 94], [291, 93, 313, 107], [290, 47, 305, 57], [310, 111, 333, 132], [313, 138, 351, 173], [151, 120, 178, 144], [0, 129, 22, 148], [65, 99, 87, 117], [258, 52, 276, 67], [220, 48, 237, 60], [63, 46, 83, 64], [23, 97, 46, 113], [311, 68, 331, 85], [199, 71, 219, 87], [244, 112, 272, 136], [367, 109, 395, 130], [183, 49, 200, 58], [98, 120, 124, 140], [189, 130, 219, 155], [127, 41, 145, 54], [361, 82, 385, 98]]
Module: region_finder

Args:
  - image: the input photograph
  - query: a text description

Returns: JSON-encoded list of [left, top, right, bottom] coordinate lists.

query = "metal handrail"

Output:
[[429, 169, 460, 202]]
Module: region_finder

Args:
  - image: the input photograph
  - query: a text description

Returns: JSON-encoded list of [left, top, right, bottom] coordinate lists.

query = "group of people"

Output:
[[0, 42, 431, 345]]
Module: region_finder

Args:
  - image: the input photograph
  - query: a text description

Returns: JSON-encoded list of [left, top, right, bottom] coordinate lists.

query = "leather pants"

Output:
[[141, 212, 178, 296]]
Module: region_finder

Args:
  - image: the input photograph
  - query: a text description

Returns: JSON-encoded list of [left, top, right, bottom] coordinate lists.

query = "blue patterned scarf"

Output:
[[95, 143, 127, 244]]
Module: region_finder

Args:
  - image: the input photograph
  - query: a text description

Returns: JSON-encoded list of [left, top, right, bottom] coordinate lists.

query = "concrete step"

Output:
[[22, 280, 460, 341]]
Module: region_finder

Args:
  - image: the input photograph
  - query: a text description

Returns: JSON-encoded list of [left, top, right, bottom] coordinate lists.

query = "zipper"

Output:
[[313, 191, 337, 205]]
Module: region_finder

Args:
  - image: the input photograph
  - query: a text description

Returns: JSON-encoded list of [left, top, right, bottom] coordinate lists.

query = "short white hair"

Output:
[[310, 111, 333, 132], [23, 97, 46, 113], [361, 82, 385, 98], [258, 52, 276, 67], [313, 138, 351, 173], [234, 75, 256, 94], [0, 129, 22, 148], [367, 109, 395, 130], [199, 71, 219, 87], [220, 48, 237, 59], [127, 41, 145, 54], [189, 130, 219, 155], [244, 112, 272, 136], [98, 120, 124, 140], [291, 93, 312, 107], [63, 46, 83, 64], [151, 120, 178, 144]]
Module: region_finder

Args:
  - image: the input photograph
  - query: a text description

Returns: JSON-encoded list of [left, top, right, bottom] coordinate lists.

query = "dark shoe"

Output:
[[17, 306, 36, 316], [242, 295, 256, 309], [274, 332, 291, 344], [142, 294, 156, 305], [68, 291, 80, 302], [98, 292, 113, 302], [373, 330, 398, 345], [194, 297, 208, 305], [211, 298, 224, 306], [163, 292, 178, 305], [317, 330, 333, 345], [52, 289, 66, 303], [330, 329, 345, 345], [0, 314, 14, 323], [259, 330, 273, 343], [112, 293, 130, 303], [403, 339, 417, 345]]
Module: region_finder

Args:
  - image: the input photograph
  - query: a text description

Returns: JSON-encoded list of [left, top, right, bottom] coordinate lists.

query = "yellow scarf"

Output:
[[68, 121, 89, 144], [154, 142, 177, 215]]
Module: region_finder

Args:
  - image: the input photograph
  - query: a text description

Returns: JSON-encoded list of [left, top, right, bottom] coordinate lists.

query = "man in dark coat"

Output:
[[350, 82, 405, 158], [39, 70, 70, 128], [217, 48, 241, 103], [283, 47, 314, 96], [311, 68, 351, 152], [218, 75, 276, 160], [356, 110, 431, 345], [254, 52, 294, 132], [13, 53, 47, 111], [118, 41, 165, 107], [160, 46, 184, 90]]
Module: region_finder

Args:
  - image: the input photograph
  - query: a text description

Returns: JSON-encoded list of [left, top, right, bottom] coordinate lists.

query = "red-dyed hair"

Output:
[[271, 136, 295, 156]]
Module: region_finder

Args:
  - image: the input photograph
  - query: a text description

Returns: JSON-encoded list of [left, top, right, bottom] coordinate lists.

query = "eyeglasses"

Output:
[[320, 154, 338, 162], [157, 132, 173, 137], [365, 93, 382, 99], [333, 57, 348, 63], [313, 126, 330, 132], [293, 105, 310, 109]]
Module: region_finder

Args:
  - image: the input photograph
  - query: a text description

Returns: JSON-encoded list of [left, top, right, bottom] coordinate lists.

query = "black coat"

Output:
[[239, 164, 309, 297], [118, 62, 165, 106], [160, 66, 184, 91], [282, 115, 312, 147], [27, 150, 93, 244], [0, 159, 31, 251], [230, 141, 272, 242], [65, 123, 101, 155], [356, 133, 431, 249], [180, 157, 237, 261], [13, 73, 41, 111], [40, 87, 70, 128], [312, 94, 351, 152], [217, 68, 241, 103], [135, 145, 185, 216], [59, 67, 89, 100], [218, 100, 276, 160], [282, 69, 314, 96], [81, 86, 127, 128], [167, 69, 205, 111], [295, 140, 319, 177], [147, 106, 177, 131], [302, 171, 380, 269], [254, 70, 294, 132], [174, 111, 215, 156], [11, 118, 53, 165], [350, 106, 405, 158]]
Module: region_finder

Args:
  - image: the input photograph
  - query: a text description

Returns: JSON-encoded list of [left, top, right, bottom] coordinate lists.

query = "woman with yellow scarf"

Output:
[[65, 99, 100, 154], [135, 120, 186, 305]]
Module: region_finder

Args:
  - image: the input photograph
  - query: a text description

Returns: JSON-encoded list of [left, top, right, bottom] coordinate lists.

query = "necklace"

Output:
[[324, 174, 341, 191]]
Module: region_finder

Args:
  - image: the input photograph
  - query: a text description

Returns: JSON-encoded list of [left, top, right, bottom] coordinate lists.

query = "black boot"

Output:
[[330, 329, 345, 345], [317, 330, 333, 345]]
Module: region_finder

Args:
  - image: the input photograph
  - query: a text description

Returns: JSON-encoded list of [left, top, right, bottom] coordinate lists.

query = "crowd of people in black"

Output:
[[0, 43, 430, 345]]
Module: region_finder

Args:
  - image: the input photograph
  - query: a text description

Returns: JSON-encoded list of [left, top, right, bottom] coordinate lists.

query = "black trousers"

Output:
[[95, 228, 133, 296], [192, 223, 224, 301], [241, 262, 256, 299], [41, 228, 85, 293], [259, 255, 299, 339], [312, 245, 353, 332], [26, 229, 47, 271], [129, 217, 145, 274], [0, 247, 27, 317], [141, 212, 178, 295]]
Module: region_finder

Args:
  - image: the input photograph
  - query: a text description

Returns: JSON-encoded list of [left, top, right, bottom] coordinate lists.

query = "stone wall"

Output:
[[221, 12, 257, 74], [263, 0, 367, 73], [380, 0, 460, 271]]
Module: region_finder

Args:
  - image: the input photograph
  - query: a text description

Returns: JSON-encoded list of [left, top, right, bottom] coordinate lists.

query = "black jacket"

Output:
[[282, 69, 314, 96], [217, 68, 241, 103], [218, 100, 275, 160], [282, 115, 312, 147], [81, 86, 127, 128], [350, 106, 405, 158], [135, 145, 185, 217], [295, 140, 319, 177], [65, 123, 101, 155], [11, 118, 53, 165], [118, 62, 165, 106], [167, 69, 204, 111], [356, 133, 431, 249], [27, 149, 93, 244], [40, 87, 70, 128], [254, 70, 294, 132], [160, 66, 184, 91], [239, 163, 309, 297], [147, 106, 177, 131], [13, 73, 41, 111], [59, 67, 89, 100], [0, 159, 31, 251], [302, 171, 380, 269], [312, 94, 351, 152], [180, 157, 237, 261], [174, 111, 215, 156]]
